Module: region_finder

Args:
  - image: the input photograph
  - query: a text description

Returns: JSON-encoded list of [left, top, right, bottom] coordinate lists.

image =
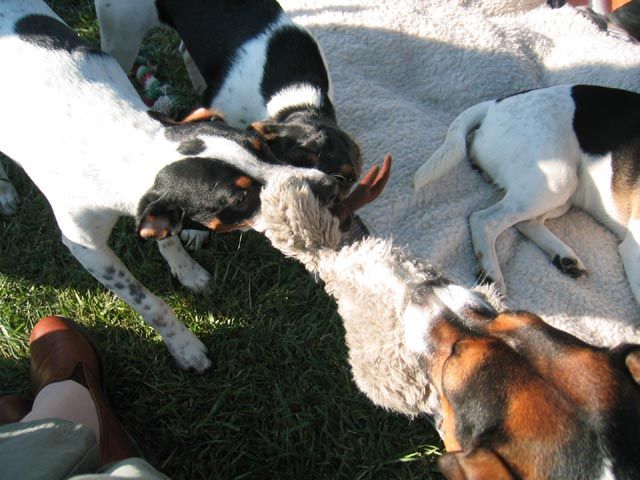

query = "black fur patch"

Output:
[[139, 157, 263, 230], [177, 138, 206, 156], [155, 0, 282, 103], [571, 85, 640, 155], [158, 118, 281, 166], [261, 26, 330, 102], [15, 14, 103, 55]]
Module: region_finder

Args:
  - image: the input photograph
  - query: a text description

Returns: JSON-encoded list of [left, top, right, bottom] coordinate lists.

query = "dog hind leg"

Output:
[[515, 203, 587, 278], [470, 190, 572, 293]]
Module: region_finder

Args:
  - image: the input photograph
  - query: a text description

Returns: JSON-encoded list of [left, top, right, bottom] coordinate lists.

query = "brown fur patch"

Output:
[[339, 163, 354, 178], [234, 175, 253, 190], [439, 449, 515, 480], [251, 137, 263, 152], [440, 396, 461, 451], [180, 107, 224, 124], [207, 218, 252, 233]]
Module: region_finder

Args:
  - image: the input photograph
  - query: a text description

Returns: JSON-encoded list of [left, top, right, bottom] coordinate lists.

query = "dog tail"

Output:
[[413, 100, 492, 191]]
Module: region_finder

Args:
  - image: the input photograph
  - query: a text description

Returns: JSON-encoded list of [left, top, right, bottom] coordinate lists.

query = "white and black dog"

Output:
[[0, 0, 338, 372], [414, 84, 640, 304], [94, 0, 362, 199]]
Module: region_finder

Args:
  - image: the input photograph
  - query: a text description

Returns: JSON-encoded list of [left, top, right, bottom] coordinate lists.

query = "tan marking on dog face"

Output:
[[207, 218, 253, 233], [234, 175, 253, 190], [501, 378, 573, 480], [251, 137, 263, 152], [440, 396, 461, 452], [486, 311, 543, 336], [339, 164, 355, 178]]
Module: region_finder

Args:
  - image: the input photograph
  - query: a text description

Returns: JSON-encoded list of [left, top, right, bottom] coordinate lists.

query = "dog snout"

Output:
[[308, 175, 339, 206]]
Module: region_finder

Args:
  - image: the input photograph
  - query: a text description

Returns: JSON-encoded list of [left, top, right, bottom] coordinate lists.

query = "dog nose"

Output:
[[308, 175, 339, 206]]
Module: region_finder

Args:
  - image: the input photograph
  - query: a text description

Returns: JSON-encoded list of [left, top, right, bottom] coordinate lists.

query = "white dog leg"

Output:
[[516, 206, 587, 278], [94, 0, 158, 72], [470, 193, 567, 293], [58, 213, 211, 372], [157, 236, 212, 291], [0, 161, 18, 215], [619, 218, 640, 305]]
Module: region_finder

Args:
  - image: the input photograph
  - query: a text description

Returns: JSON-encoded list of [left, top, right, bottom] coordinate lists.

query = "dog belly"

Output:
[[575, 154, 628, 238]]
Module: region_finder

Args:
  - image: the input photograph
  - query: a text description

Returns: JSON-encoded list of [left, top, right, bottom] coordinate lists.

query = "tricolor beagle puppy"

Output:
[[0, 0, 337, 372], [94, 0, 362, 200], [404, 284, 640, 479], [414, 85, 640, 304]]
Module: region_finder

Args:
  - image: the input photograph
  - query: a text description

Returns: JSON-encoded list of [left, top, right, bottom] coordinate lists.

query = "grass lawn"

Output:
[[0, 1, 444, 478]]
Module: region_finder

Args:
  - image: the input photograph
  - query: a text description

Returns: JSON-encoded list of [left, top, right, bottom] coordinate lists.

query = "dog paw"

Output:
[[552, 255, 587, 278], [180, 229, 210, 251], [166, 330, 212, 373], [0, 180, 19, 215], [171, 261, 212, 293], [475, 269, 506, 294]]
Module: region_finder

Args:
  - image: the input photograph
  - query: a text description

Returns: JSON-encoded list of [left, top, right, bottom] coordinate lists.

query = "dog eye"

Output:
[[331, 174, 356, 186]]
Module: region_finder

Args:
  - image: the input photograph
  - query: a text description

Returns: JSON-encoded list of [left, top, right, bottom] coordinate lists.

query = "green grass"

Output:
[[0, 1, 444, 478]]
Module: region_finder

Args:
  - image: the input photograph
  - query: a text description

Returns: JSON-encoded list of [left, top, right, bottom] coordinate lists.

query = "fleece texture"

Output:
[[261, 174, 500, 418], [279, 0, 640, 347]]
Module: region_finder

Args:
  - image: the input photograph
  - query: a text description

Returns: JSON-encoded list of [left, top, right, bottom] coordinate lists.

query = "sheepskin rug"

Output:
[[279, 0, 640, 347]]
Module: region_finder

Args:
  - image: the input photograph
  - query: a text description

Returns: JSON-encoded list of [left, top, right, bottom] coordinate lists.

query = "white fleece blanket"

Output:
[[279, 0, 640, 347]]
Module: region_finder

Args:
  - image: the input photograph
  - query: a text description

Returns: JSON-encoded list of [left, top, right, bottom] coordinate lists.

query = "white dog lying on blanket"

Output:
[[414, 84, 640, 305]]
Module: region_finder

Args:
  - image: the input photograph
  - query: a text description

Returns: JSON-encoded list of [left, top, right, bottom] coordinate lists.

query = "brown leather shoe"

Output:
[[0, 395, 32, 426], [29, 315, 139, 467]]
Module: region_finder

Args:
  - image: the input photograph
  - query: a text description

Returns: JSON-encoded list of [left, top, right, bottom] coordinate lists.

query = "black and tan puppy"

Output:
[[406, 285, 640, 479]]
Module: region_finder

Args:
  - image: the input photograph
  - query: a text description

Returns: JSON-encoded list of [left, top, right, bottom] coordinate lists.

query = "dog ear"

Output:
[[625, 348, 640, 383], [136, 195, 184, 240], [437, 448, 515, 480]]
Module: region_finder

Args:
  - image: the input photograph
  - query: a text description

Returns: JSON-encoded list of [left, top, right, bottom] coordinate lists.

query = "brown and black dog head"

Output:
[[249, 106, 362, 200], [137, 108, 339, 239], [407, 285, 640, 480]]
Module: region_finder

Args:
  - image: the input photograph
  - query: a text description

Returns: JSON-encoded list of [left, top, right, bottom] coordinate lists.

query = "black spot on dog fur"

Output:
[[177, 138, 206, 156], [572, 85, 640, 155], [15, 15, 103, 55]]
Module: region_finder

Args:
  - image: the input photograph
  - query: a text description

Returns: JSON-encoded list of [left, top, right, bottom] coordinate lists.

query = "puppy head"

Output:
[[138, 113, 339, 239], [407, 297, 640, 479], [136, 157, 263, 239], [249, 110, 362, 199]]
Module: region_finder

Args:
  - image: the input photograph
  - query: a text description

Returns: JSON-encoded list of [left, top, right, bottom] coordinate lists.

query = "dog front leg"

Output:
[[62, 235, 212, 372], [157, 236, 212, 292]]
